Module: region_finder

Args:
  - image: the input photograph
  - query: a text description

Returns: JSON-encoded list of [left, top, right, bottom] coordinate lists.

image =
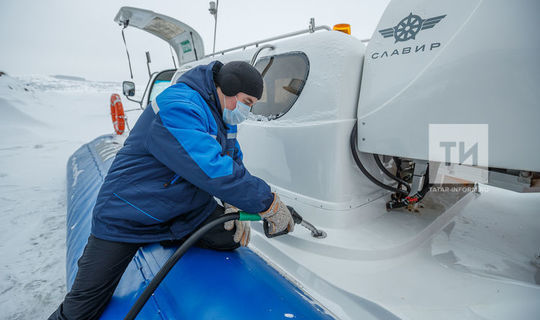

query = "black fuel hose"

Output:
[[350, 123, 408, 196], [373, 154, 411, 194], [123, 213, 240, 320]]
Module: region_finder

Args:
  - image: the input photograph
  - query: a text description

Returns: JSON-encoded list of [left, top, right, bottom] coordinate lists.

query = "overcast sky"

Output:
[[0, 0, 390, 83]]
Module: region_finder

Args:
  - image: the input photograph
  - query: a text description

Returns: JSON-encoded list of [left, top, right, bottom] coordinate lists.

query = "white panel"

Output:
[[357, 0, 540, 172], [236, 32, 387, 208], [114, 7, 205, 64]]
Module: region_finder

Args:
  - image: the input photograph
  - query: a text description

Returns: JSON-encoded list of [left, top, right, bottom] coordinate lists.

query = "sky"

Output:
[[0, 0, 390, 83]]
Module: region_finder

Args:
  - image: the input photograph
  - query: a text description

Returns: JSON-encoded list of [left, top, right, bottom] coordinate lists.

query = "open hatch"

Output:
[[114, 6, 205, 65]]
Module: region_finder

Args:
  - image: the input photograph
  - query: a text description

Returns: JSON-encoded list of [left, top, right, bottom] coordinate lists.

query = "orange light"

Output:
[[333, 24, 351, 35]]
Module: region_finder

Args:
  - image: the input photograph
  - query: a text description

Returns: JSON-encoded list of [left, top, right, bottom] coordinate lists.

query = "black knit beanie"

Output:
[[215, 61, 264, 99]]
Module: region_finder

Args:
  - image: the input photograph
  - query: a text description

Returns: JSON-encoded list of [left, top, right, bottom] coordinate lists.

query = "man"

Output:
[[49, 61, 294, 320]]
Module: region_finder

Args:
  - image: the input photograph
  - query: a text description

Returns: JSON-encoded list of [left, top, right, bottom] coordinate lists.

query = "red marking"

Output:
[[405, 196, 419, 203]]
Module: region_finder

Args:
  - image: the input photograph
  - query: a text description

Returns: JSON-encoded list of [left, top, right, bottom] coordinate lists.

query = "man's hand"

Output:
[[259, 193, 294, 236], [223, 203, 250, 246]]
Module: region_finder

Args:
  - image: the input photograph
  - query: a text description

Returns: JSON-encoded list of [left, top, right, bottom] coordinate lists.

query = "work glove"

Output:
[[259, 193, 294, 236], [223, 203, 251, 246]]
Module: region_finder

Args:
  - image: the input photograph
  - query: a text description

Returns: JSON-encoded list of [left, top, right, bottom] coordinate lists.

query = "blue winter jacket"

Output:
[[91, 61, 274, 243]]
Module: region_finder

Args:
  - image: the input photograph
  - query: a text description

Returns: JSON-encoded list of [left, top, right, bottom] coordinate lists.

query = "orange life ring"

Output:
[[110, 93, 126, 135]]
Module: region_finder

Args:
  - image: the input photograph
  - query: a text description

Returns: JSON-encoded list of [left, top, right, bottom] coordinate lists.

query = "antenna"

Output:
[[209, 1, 219, 54]]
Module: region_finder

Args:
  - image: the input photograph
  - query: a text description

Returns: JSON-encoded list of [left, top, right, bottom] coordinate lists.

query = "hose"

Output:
[[123, 209, 319, 319], [122, 188, 330, 319], [350, 123, 408, 196], [385, 164, 431, 211], [123, 213, 241, 320], [373, 154, 411, 194]]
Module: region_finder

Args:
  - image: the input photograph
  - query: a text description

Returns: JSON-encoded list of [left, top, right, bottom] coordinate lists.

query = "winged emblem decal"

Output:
[[379, 13, 446, 43]]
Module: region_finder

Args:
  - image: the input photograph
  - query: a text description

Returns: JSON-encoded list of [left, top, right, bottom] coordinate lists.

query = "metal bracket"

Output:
[[410, 160, 429, 195], [250, 45, 275, 66]]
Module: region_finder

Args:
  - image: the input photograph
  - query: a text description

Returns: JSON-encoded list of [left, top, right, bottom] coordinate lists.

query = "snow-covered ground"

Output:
[[0, 74, 140, 319]]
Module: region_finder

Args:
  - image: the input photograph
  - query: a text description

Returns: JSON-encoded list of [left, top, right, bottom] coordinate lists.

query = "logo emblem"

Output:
[[379, 13, 446, 43]]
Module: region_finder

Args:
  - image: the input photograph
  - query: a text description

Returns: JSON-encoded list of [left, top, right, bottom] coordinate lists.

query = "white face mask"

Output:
[[222, 98, 251, 125]]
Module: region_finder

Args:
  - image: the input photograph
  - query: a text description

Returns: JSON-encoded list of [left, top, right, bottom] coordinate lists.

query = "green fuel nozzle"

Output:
[[239, 206, 326, 239]]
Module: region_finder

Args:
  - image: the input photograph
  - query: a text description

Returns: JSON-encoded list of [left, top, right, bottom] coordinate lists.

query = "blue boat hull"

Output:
[[66, 134, 333, 319]]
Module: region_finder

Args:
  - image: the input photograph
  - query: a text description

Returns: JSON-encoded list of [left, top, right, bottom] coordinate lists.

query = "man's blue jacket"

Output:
[[91, 61, 274, 243]]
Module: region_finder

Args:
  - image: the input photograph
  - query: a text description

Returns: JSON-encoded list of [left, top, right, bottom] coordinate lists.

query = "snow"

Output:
[[0, 74, 138, 319]]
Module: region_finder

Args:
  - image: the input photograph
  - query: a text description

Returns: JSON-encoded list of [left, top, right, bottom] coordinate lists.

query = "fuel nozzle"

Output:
[[263, 206, 327, 239]]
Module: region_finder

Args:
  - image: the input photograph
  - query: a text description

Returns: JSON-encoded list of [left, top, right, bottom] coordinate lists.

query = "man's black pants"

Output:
[[49, 206, 239, 320]]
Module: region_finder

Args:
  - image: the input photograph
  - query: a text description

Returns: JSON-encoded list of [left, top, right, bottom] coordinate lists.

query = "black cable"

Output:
[[123, 213, 240, 320], [373, 154, 411, 194], [190, 32, 198, 60], [350, 123, 408, 196], [261, 57, 274, 77], [386, 163, 431, 211]]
